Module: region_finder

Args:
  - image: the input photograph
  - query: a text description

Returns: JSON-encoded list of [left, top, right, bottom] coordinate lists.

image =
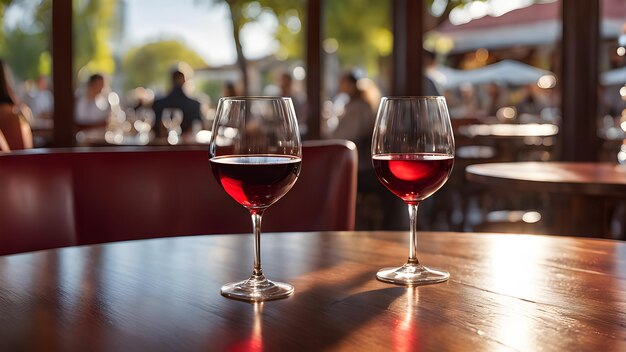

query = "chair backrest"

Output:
[[0, 105, 33, 151], [0, 140, 357, 254], [0, 152, 78, 254]]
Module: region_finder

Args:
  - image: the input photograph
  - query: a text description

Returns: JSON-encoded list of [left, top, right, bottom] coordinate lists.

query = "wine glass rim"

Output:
[[381, 96, 445, 100], [218, 96, 293, 101]]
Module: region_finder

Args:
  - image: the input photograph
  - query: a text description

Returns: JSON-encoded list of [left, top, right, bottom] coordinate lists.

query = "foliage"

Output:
[[214, 0, 392, 77], [324, 0, 392, 75], [122, 40, 207, 91], [0, 0, 50, 80], [0, 0, 119, 82], [247, 0, 305, 60], [199, 79, 224, 103], [73, 0, 118, 78], [2, 27, 47, 80], [226, 0, 392, 75], [0, 0, 499, 88]]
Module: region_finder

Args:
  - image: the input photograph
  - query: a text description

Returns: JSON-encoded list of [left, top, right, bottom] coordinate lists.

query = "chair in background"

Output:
[[0, 140, 358, 255]]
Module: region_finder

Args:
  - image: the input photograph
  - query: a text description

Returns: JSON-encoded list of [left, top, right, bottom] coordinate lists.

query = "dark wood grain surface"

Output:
[[1, 231, 625, 351]]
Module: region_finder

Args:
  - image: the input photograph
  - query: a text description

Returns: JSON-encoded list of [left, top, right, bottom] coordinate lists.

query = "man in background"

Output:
[[152, 70, 201, 137]]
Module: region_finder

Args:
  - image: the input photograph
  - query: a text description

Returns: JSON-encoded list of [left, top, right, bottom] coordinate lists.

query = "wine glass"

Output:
[[371, 96, 454, 285], [162, 108, 183, 144], [209, 96, 302, 301], [134, 108, 155, 145]]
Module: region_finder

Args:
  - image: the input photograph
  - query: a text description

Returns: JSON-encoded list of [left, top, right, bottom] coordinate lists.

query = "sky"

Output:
[[124, 0, 278, 66], [3, 0, 279, 67], [124, 0, 539, 66], [3, 0, 544, 67]]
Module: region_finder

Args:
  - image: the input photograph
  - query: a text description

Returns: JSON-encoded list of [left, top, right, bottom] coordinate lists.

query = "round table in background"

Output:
[[456, 123, 559, 161], [457, 123, 559, 139], [466, 162, 626, 237]]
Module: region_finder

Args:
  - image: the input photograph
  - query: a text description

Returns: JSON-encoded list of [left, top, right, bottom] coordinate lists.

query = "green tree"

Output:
[[216, 0, 390, 80], [0, 0, 51, 80], [254, 0, 305, 60], [324, 0, 392, 75], [122, 40, 207, 91], [200, 0, 303, 94], [0, 0, 119, 82], [203, 0, 503, 91], [73, 0, 119, 79], [3, 28, 48, 80]]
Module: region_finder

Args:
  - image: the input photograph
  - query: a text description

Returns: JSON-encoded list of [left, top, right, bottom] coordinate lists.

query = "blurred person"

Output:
[[599, 84, 623, 118], [326, 71, 376, 168], [152, 69, 201, 136], [278, 72, 307, 135], [25, 75, 53, 120], [132, 87, 155, 111], [221, 81, 238, 97], [326, 71, 379, 230], [516, 84, 550, 116], [481, 83, 509, 117], [423, 49, 441, 96], [357, 77, 381, 112], [75, 73, 111, 129], [449, 83, 481, 118], [0, 59, 33, 150]]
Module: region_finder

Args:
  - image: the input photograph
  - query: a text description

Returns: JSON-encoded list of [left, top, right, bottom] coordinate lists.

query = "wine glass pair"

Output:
[[208, 96, 454, 302]]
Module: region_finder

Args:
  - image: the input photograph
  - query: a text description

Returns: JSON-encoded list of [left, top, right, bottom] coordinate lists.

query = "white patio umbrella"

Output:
[[430, 0, 625, 54], [431, 60, 554, 90]]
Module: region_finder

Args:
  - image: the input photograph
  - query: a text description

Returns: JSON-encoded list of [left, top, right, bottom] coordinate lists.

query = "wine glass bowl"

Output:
[[372, 96, 454, 285], [209, 97, 301, 301]]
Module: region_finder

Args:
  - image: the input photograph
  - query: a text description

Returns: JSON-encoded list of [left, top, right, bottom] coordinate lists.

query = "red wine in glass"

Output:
[[209, 96, 302, 302], [210, 155, 301, 209], [371, 96, 454, 286], [372, 153, 453, 205]]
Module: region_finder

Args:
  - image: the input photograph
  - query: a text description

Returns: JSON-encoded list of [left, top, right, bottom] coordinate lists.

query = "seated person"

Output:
[[25, 75, 54, 120], [75, 74, 111, 129], [326, 71, 376, 171], [152, 70, 201, 136], [0, 59, 33, 150]]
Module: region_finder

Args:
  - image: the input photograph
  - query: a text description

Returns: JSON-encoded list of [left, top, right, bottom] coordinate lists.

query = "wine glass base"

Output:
[[221, 274, 294, 302], [376, 263, 449, 286]]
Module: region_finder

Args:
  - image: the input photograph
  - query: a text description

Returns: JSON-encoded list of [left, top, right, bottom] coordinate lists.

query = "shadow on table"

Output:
[[214, 270, 412, 350]]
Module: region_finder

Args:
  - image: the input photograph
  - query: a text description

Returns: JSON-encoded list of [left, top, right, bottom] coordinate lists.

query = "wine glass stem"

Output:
[[407, 203, 420, 265], [251, 210, 264, 277]]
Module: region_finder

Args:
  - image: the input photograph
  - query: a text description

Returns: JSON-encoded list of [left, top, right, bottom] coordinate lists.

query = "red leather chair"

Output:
[[0, 140, 357, 255]]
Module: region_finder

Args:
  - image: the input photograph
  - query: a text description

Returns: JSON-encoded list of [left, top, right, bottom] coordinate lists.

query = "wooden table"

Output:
[[457, 123, 559, 161], [458, 123, 559, 139], [75, 128, 209, 147], [1, 231, 625, 351], [467, 162, 626, 237]]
